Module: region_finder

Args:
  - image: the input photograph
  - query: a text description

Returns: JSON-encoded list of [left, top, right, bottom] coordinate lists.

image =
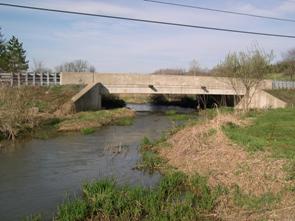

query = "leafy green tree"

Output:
[[0, 27, 7, 71], [5, 36, 28, 73]]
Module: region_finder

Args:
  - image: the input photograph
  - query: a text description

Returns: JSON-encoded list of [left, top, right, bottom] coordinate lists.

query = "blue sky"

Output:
[[0, 0, 295, 73]]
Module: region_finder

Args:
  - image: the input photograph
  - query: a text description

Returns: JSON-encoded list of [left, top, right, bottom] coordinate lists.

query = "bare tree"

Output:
[[31, 59, 52, 73], [152, 68, 186, 75], [55, 59, 95, 73], [217, 47, 273, 111], [188, 59, 208, 76], [282, 48, 295, 80]]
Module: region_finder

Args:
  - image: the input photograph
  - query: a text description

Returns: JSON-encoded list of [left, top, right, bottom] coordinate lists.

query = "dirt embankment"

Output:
[[159, 112, 295, 220]]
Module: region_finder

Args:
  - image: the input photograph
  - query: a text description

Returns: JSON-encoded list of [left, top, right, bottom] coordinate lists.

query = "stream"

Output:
[[0, 104, 195, 220]]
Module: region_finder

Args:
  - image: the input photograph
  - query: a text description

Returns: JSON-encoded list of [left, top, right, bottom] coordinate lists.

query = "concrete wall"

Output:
[[236, 90, 287, 109], [71, 83, 102, 112]]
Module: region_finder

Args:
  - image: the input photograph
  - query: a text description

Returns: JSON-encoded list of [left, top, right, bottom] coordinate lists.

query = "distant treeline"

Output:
[[152, 49, 295, 81]]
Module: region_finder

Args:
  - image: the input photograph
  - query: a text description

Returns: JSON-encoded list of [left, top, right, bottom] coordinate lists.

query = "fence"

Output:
[[0, 72, 60, 86], [272, 80, 295, 89]]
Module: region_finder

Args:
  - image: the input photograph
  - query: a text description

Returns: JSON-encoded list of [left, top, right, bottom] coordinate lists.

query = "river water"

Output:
[[0, 105, 194, 221]]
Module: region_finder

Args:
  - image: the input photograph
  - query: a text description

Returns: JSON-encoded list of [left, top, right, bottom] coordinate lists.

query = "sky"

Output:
[[0, 0, 295, 73]]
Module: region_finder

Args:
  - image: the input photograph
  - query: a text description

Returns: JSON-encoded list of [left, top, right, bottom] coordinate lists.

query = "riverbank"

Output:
[[58, 108, 135, 133], [152, 108, 295, 220], [0, 85, 135, 145]]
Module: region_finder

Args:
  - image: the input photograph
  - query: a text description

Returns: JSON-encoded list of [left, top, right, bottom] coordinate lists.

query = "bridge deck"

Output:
[[61, 72, 263, 96]]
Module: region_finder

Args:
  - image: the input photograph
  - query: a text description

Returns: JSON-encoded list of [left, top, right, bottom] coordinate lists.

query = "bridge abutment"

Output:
[[71, 83, 102, 112]]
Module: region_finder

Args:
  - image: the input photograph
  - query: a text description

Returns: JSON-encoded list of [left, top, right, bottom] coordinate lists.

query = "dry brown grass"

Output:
[[0, 85, 80, 140], [159, 111, 295, 220], [0, 87, 37, 140]]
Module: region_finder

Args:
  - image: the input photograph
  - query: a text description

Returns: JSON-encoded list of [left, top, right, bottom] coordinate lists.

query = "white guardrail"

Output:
[[0, 72, 60, 86]]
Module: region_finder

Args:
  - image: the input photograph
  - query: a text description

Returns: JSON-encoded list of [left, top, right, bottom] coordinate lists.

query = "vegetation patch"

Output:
[[80, 128, 95, 135], [233, 186, 280, 211], [0, 85, 80, 141], [165, 110, 192, 121], [53, 172, 224, 221], [22, 214, 42, 221], [112, 117, 134, 126], [56, 198, 88, 221], [223, 108, 295, 159], [58, 108, 135, 132]]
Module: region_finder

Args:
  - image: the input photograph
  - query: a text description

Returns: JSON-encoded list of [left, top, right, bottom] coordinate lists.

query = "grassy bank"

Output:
[[58, 108, 135, 133], [138, 108, 295, 220], [0, 85, 80, 141], [223, 108, 295, 158], [0, 85, 135, 143], [53, 172, 225, 221]]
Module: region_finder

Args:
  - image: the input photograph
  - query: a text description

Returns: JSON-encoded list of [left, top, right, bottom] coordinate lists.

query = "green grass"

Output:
[[58, 108, 135, 132], [80, 127, 95, 135], [54, 172, 224, 221], [233, 186, 280, 210], [137, 137, 165, 172], [32, 118, 61, 139], [56, 198, 88, 221], [165, 110, 194, 122], [137, 151, 165, 172], [223, 108, 295, 159], [267, 72, 294, 81], [113, 117, 134, 126], [22, 214, 43, 221]]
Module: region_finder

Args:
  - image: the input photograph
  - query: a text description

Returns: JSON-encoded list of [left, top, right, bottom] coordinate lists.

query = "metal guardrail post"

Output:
[[47, 73, 50, 86], [25, 73, 28, 85], [54, 73, 57, 85]]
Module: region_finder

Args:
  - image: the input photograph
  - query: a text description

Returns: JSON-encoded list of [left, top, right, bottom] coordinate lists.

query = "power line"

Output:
[[143, 0, 295, 23], [0, 2, 295, 39]]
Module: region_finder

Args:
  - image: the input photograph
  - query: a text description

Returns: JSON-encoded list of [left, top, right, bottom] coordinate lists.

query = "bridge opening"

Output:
[[102, 93, 242, 110]]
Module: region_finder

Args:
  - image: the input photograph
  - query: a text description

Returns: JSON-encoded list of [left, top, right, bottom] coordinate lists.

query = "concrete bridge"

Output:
[[60, 72, 287, 111]]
